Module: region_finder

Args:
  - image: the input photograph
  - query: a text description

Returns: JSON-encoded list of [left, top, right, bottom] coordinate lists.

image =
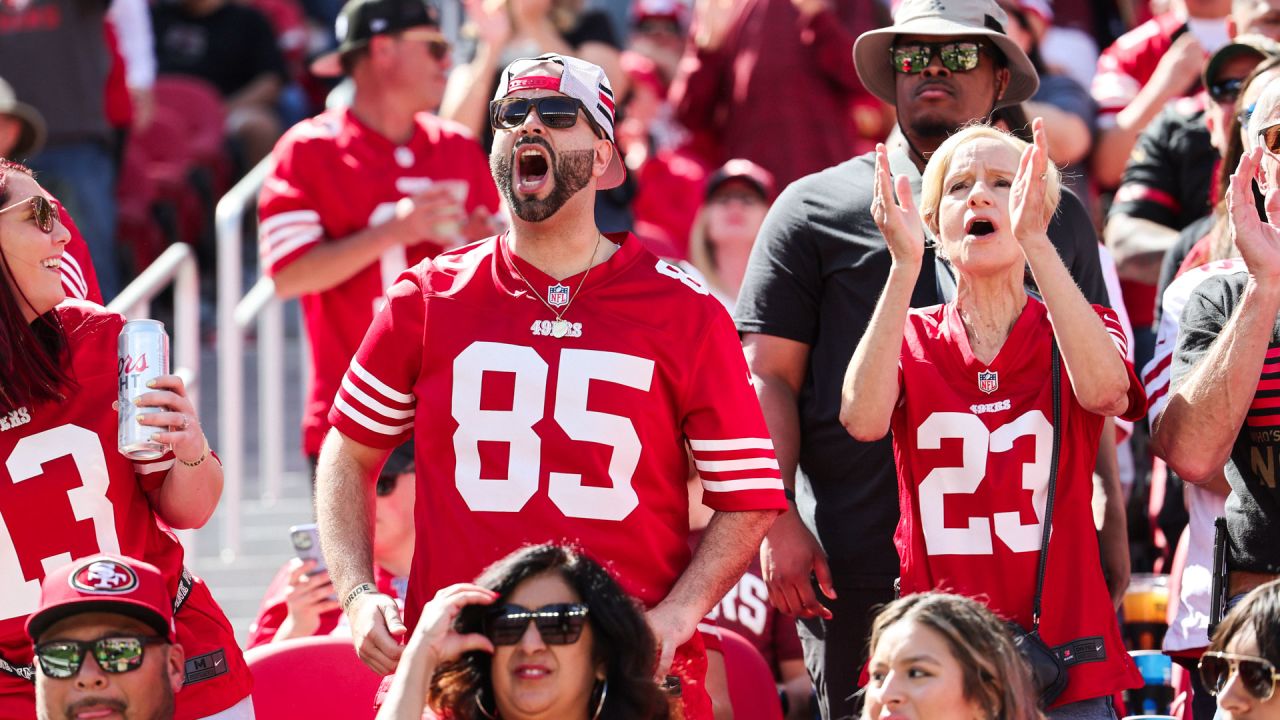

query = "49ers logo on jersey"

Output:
[[70, 560, 138, 594]]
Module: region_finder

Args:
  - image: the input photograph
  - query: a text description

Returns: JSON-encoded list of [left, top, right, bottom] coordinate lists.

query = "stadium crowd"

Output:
[[8, 0, 1280, 717]]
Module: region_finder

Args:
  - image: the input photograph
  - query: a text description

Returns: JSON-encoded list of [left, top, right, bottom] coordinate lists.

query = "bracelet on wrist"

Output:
[[177, 436, 210, 467], [342, 583, 379, 612]]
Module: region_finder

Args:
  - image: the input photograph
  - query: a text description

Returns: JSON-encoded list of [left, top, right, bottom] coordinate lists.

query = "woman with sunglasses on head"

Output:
[[377, 543, 669, 720], [841, 120, 1148, 719], [0, 159, 254, 719], [862, 592, 1045, 720], [1199, 578, 1280, 718]]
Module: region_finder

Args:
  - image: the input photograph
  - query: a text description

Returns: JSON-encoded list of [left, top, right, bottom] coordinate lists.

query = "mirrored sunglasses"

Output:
[[1260, 119, 1280, 156], [35, 636, 167, 679], [490, 96, 590, 132], [1199, 651, 1280, 701], [0, 194, 56, 234], [483, 602, 590, 646], [890, 42, 983, 74]]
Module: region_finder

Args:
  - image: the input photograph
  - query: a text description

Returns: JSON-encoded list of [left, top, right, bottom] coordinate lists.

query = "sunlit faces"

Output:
[[933, 137, 1024, 276], [705, 179, 768, 252], [893, 33, 1011, 142], [0, 171, 69, 322], [862, 619, 988, 720], [34, 613, 183, 720], [490, 572, 603, 720], [1215, 629, 1280, 720]]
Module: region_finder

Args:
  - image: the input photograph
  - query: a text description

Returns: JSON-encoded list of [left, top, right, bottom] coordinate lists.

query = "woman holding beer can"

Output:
[[0, 158, 254, 719]]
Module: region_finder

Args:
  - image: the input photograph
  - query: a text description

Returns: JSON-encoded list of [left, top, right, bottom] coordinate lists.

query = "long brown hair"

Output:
[[863, 593, 1045, 720], [0, 159, 71, 412]]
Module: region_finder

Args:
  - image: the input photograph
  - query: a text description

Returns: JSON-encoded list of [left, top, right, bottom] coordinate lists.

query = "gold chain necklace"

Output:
[[507, 234, 602, 339]]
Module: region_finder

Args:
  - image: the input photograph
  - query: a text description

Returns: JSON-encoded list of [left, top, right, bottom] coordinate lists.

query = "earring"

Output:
[[475, 689, 497, 720], [591, 678, 609, 720]]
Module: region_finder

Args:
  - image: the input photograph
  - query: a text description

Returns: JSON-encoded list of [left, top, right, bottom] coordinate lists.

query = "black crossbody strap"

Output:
[[1031, 340, 1061, 632]]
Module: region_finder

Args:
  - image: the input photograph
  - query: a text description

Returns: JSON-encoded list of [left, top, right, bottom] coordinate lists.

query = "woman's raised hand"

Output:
[[1010, 117, 1054, 244], [870, 143, 924, 266], [1229, 147, 1280, 283], [409, 584, 498, 669]]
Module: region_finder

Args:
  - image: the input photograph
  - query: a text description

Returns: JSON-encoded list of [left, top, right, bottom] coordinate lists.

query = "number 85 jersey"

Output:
[[330, 233, 787, 624], [891, 298, 1146, 707]]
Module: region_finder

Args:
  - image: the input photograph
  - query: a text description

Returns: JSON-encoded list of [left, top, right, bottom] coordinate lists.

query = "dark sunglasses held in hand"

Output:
[[34, 636, 168, 679], [1199, 651, 1280, 701], [484, 603, 590, 646], [0, 194, 56, 234], [890, 41, 983, 74], [490, 96, 597, 133]]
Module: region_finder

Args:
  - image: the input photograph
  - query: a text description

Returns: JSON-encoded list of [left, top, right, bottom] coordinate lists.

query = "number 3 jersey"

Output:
[[259, 108, 500, 457], [0, 302, 252, 719], [890, 297, 1146, 707]]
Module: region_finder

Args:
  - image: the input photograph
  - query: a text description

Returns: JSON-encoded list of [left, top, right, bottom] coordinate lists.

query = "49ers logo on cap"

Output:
[[70, 560, 139, 594]]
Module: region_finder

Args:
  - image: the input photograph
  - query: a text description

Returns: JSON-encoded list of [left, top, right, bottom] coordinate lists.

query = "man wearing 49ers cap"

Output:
[[315, 53, 786, 719], [258, 0, 500, 466], [28, 555, 185, 720]]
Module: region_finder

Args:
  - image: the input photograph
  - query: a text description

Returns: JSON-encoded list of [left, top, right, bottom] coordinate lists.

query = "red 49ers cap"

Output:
[[26, 555, 175, 643]]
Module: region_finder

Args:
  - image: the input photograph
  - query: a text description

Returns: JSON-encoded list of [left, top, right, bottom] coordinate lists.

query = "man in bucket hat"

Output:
[[27, 555, 185, 720], [736, 0, 1124, 717], [315, 52, 786, 720]]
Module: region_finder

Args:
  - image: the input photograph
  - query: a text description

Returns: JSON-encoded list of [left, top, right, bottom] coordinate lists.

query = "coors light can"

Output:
[[118, 319, 170, 460]]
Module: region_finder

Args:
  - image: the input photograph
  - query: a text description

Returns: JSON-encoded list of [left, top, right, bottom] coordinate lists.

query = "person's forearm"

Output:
[[374, 646, 436, 720], [1103, 214, 1181, 284], [153, 457, 223, 529], [1154, 277, 1280, 481], [661, 510, 780, 623], [316, 436, 378, 601], [271, 221, 401, 297], [1094, 419, 1129, 606], [1024, 234, 1130, 415], [440, 51, 502, 138], [1024, 101, 1092, 164], [839, 262, 916, 439]]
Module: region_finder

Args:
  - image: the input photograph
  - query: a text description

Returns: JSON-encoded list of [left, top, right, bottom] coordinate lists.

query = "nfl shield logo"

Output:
[[547, 284, 571, 308], [977, 370, 999, 394]]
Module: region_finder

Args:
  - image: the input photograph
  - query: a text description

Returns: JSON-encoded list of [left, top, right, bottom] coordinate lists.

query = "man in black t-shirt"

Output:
[[736, 0, 1115, 717], [1155, 79, 1280, 620], [151, 0, 290, 164]]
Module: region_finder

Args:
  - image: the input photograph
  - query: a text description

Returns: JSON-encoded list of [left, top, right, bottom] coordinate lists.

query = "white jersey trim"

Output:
[[694, 457, 781, 473], [349, 359, 415, 404], [340, 375, 415, 420], [688, 438, 774, 452], [335, 395, 414, 436], [260, 209, 322, 237], [262, 228, 323, 268], [701, 477, 786, 493]]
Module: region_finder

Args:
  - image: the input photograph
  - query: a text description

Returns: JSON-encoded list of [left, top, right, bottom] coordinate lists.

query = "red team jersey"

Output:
[[891, 298, 1146, 707], [58, 204, 104, 305], [328, 233, 787, 720], [0, 302, 251, 719], [258, 108, 500, 456]]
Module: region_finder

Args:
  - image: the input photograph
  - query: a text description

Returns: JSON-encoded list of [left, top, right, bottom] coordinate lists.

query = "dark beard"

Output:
[[492, 141, 596, 222], [905, 115, 956, 145]]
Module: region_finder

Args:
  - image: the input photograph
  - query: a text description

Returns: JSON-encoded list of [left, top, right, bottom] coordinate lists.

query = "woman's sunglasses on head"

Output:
[[483, 602, 590, 646], [34, 636, 167, 679], [0, 195, 56, 234], [890, 41, 984, 74], [1199, 651, 1280, 701]]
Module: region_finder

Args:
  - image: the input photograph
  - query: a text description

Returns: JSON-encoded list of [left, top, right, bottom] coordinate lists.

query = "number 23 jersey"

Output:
[[891, 297, 1146, 707], [329, 233, 788, 623]]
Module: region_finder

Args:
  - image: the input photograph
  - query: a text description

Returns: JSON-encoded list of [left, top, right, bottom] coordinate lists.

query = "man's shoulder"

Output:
[[274, 110, 348, 158], [1183, 268, 1251, 315], [770, 153, 877, 219], [1106, 12, 1180, 58], [419, 237, 500, 293]]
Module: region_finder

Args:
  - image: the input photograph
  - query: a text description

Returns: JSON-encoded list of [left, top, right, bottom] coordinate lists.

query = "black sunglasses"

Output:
[[490, 96, 602, 137], [890, 41, 984, 74], [399, 29, 450, 61], [0, 194, 56, 234], [1209, 77, 1245, 105], [1200, 651, 1280, 701], [35, 636, 167, 679], [483, 603, 590, 646]]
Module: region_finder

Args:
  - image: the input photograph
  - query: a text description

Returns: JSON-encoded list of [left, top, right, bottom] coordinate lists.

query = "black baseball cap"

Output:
[[311, 0, 440, 77]]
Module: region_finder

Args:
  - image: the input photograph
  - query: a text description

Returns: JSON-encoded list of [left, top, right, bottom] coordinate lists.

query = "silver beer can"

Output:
[[118, 319, 170, 460]]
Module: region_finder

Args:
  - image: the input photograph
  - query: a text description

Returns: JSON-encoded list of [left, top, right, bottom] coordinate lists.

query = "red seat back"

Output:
[[718, 628, 784, 720], [244, 636, 383, 720]]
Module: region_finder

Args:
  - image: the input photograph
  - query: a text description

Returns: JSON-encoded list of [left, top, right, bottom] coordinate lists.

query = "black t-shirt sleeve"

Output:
[[1109, 110, 1182, 227], [564, 10, 621, 50], [1171, 274, 1234, 389], [734, 182, 823, 345], [244, 8, 290, 83], [1049, 188, 1111, 307]]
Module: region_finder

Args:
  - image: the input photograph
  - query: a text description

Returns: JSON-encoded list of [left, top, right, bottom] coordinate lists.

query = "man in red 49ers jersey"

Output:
[[258, 0, 499, 462], [315, 53, 786, 720]]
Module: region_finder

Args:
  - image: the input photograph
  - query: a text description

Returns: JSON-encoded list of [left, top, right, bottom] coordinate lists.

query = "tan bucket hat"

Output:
[[853, 0, 1038, 110], [0, 76, 46, 159]]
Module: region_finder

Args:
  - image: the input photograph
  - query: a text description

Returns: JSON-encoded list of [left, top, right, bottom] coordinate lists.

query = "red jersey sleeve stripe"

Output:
[[340, 376, 415, 419], [261, 228, 323, 269], [688, 438, 774, 452], [61, 253, 88, 298], [333, 395, 414, 436], [693, 457, 780, 473], [350, 359, 416, 404], [260, 209, 322, 237], [701, 477, 786, 492]]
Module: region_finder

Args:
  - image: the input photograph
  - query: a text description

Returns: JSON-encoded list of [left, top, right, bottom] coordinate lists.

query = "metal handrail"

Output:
[[215, 156, 283, 561]]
